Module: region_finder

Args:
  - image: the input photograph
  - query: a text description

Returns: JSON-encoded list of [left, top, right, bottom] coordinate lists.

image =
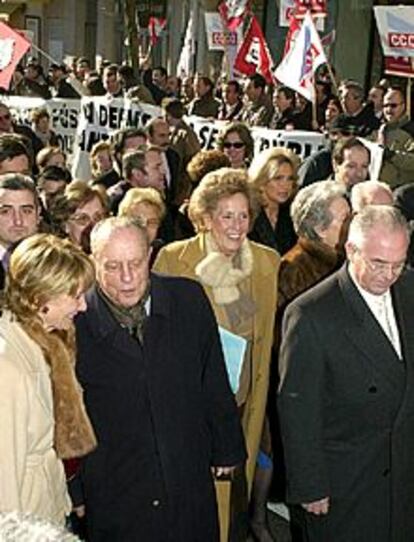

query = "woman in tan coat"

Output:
[[153, 168, 280, 541], [0, 234, 96, 524]]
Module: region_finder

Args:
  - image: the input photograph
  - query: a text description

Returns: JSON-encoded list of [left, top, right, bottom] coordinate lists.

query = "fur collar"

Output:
[[195, 234, 253, 304]]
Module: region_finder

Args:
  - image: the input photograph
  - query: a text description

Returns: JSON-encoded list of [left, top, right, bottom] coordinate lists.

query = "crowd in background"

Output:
[[0, 50, 413, 542]]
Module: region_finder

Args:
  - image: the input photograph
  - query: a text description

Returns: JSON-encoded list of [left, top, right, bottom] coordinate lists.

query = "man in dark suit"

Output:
[[278, 205, 414, 542], [146, 117, 181, 205], [74, 216, 246, 542]]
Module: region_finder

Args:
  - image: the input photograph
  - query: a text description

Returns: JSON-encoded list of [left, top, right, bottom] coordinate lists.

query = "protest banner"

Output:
[[186, 115, 326, 158], [374, 6, 414, 59], [4, 96, 327, 178], [5, 96, 81, 156], [279, 0, 327, 27], [384, 56, 414, 78], [72, 96, 162, 179]]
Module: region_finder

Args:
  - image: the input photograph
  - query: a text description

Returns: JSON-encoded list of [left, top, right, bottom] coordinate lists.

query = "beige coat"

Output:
[[0, 311, 71, 523], [154, 234, 279, 540]]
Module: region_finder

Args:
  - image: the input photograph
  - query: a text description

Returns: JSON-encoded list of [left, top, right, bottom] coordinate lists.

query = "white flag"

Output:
[[176, 12, 196, 77], [274, 11, 327, 102]]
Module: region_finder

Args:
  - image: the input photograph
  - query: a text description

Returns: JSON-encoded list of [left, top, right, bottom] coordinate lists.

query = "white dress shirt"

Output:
[[349, 267, 402, 359]]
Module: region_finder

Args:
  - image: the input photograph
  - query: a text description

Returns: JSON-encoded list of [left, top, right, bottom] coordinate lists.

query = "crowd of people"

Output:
[[0, 51, 413, 542]]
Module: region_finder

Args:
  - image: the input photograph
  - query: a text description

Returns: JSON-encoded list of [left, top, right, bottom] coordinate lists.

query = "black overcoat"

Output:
[[278, 265, 414, 542], [75, 274, 246, 542]]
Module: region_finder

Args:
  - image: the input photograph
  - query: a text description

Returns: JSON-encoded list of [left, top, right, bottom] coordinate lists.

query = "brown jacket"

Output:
[[278, 238, 339, 311], [154, 234, 279, 539]]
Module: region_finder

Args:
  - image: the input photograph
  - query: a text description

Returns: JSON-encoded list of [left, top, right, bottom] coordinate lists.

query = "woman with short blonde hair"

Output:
[[118, 187, 166, 244], [188, 167, 259, 233], [0, 233, 96, 524], [154, 167, 279, 541]]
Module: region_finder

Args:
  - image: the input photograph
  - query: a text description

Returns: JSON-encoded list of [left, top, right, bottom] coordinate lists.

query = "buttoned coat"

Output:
[[0, 311, 71, 524], [278, 265, 414, 542], [154, 235, 279, 494], [75, 274, 245, 542]]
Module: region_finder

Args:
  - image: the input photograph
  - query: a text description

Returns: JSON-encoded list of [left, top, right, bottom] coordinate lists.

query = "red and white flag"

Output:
[[283, 9, 302, 57], [234, 16, 274, 84], [218, 0, 250, 32], [274, 11, 327, 101], [0, 22, 30, 90], [148, 17, 167, 46]]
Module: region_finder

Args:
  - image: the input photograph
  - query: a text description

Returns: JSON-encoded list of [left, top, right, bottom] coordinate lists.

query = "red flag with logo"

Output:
[[0, 22, 30, 90], [148, 17, 167, 46], [218, 0, 250, 32], [234, 16, 274, 83]]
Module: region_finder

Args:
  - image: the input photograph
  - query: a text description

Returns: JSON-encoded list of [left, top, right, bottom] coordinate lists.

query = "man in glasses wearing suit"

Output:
[[278, 205, 414, 542]]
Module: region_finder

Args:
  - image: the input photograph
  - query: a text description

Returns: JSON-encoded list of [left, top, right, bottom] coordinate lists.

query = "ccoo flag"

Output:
[[0, 22, 30, 90], [274, 10, 327, 101], [234, 16, 274, 84]]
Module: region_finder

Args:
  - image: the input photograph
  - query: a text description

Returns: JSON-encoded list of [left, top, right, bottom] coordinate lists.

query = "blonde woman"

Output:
[[118, 187, 166, 244], [249, 147, 299, 255], [154, 168, 279, 541], [0, 234, 96, 524]]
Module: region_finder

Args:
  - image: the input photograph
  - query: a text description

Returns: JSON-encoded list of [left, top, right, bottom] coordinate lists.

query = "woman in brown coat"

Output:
[[153, 168, 279, 541], [278, 180, 351, 311]]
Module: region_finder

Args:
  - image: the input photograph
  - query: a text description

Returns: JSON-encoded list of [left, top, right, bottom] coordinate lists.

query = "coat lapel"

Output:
[[142, 274, 171, 395], [84, 287, 140, 360], [337, 266, 405, 387]]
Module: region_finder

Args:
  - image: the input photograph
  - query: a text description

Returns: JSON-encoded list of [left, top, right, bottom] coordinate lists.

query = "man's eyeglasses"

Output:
[[383, 103, 403, 109], [357, 249, 406, 275], [223, 141, 245, 149]]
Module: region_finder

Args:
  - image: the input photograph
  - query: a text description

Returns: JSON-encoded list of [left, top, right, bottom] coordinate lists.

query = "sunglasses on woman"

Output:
[[223, 141, 245, 149]]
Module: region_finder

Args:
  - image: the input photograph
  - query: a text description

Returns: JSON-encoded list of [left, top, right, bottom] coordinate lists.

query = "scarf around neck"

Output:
[[195, 233, 253, 305]]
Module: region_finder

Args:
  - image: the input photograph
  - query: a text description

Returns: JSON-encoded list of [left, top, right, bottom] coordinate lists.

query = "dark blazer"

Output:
[[278, 265, 414, 542], [75, 274, 246, 542], [249, 205, 297, 256]]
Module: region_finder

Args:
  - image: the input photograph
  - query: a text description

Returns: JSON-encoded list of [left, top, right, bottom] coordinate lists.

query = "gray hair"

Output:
[[290, 181, 346, 241], [347, 205, 409, 248], [0, 511, 79, 541], [341, 80, 364, 101], [350, 180, 393, 213], [90, 216, 149, 256]]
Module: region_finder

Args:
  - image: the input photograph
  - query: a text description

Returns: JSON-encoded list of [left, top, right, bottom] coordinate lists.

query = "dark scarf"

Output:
[[98, 283, 151, 343]]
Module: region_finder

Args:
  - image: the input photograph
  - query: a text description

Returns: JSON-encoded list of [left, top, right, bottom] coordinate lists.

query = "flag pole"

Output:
[[28, 41, 61, 66], [407, 77, 412, 120], [219, 12, 231, 80], [324, 59, 340, 98], [312, 82, 319, 129]]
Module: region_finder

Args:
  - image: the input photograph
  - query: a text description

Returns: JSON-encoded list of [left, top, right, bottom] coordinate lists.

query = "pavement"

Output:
[[245, 503, 292, 542]]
